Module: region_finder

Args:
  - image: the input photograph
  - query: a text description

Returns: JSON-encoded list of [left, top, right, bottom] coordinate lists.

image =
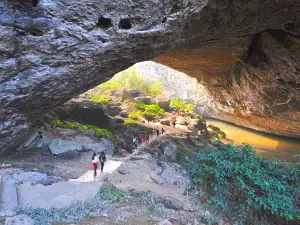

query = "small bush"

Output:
[[54, 120, 114, 139], [55, 120, 63, 126], [124, 119, 137, 125], [135, 103, 165, 116], [190, 143, 300, 224], [89, 95, 110, 104], [170, 97, 195, 111], [128, 111, 143, 120], [100, 186, 127, 202]]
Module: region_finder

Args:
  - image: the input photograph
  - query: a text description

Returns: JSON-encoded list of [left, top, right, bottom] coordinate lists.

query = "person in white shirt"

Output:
[[92, 152, 99, 176]]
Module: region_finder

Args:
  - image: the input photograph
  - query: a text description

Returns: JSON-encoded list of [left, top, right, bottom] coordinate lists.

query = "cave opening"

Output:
[[25, 29, 43, 36], [118, 18, 132, 29], [97, 16, 112, 29]]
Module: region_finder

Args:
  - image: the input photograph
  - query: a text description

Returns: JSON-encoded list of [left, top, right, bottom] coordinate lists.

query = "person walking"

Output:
[[161, 127, 165, 135], [92, 152, 99, 176], [146, 133, 149, 143], [134, 137, 139, 149], [156, 128, 160, 137], [99, 152, 106, 172], [138, 136, 143, 145]]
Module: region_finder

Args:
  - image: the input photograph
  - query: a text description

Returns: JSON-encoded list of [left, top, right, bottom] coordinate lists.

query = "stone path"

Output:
[[0, 160, 123, 213]]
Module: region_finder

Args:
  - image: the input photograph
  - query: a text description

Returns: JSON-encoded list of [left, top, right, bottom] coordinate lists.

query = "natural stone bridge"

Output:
[[1, 0, 300, 155]]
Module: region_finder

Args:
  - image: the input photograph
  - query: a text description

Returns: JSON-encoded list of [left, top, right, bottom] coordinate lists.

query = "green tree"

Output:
[[170, 97, 185, 109], [149, 80, 163, 97], [184, 103, 196, 111]]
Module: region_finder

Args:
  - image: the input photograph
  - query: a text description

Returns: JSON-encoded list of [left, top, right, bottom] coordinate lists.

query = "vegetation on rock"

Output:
[[123, 119, 137, 125], [88, 95, 110, 104], [55, 120, 114, 139], [170, 97, 196, 111], [190, 143, 300, 224]]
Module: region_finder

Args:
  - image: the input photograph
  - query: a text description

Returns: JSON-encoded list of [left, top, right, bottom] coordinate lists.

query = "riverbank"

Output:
[[206, 118, 300, 162]]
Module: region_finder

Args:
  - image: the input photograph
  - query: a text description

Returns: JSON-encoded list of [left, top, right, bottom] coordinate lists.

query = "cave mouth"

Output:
[[25, 29, 44, 36], [118, 18, 132, 29], [97, 16, 112, 29]]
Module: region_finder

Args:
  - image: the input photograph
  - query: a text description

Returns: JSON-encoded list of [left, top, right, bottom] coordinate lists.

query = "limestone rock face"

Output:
[[49, 139, 83, 155], [1, 0, 300, 155]]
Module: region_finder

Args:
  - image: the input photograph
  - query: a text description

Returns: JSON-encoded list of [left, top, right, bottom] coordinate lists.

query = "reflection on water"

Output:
[[206, 119, 300, 162]]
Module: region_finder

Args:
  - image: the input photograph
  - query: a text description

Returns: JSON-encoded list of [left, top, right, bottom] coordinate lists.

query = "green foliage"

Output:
[[97, 65, 163, 96], [149, 80, 163, 97], [170, 97, 185, 109], [184, 103, 196, 111], [66, 121, 78, 129], [55, 120, 114, 139], [136, 103, 165, 116], [170, 97, 196, 111], [135, 103, 165, 122], [100, 186, 127, 202], [190, 143, 300, 224], [128, 111, 143, 120], [123, 119, 137, 125], [89, 95, 110, 104], [55, 120, 63, 126]]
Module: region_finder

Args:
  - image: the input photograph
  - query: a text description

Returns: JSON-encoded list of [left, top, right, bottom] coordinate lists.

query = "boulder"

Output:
[[72, 136, 114, 154], [207, 124, 226, 139], [161, 141, 178, 160], [112, 88, 131, 101], [178, 117, 191, 126], [120, 110, 129, 118], [150, 173, 164, 185], [160, 119, 171, 126], [134, 96, 153, 104], [5, 215, 35, 225], [161, 196, 184, 210], [155, 96, 170, 110], [160, 162, 175, 184], [49, 139, 82, 155], [118, 164, 130, 174]]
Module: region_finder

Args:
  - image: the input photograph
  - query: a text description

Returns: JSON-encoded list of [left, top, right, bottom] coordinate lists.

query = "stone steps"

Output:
[[0, 160, 123, 212]]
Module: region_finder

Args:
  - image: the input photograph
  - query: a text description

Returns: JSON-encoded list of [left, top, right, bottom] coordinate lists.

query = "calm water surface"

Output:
[[206, 118, 300, 162]]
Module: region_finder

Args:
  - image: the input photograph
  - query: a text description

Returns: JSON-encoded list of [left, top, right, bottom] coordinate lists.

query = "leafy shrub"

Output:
[[100, 186, 127, 202], [128, 111, 143, 120], [135, 103, 165, 116], [149, 80, 163, 97], [170, 97, 185, 109], [54, 120, 114, 139], [89, 95, 110, 104], [190, 143, 300, 224], [55, 120, 63, 126], [66, 121, 79, 129], [124, 119, 137, 125], [170, 97, 195, 111], [184, 103, 196, 111]]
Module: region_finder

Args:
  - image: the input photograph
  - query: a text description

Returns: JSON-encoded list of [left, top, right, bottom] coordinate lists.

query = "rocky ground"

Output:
[[0, 91, 229, 225]]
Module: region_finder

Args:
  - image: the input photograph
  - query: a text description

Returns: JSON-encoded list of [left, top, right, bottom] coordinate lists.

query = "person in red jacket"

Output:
[[137, 136, 143, 145]]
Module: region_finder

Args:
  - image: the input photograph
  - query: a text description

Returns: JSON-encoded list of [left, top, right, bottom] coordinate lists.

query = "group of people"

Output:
[[156, 127, 165, 137], [133, 134, 150, 148], [92, 152, 106, 176]]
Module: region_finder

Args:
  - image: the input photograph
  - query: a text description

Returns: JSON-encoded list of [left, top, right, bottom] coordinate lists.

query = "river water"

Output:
[[206, 118, 300, 162]]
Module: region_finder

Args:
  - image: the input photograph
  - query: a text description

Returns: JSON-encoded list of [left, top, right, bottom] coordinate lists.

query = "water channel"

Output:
[[206, 118, 300, 162]]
